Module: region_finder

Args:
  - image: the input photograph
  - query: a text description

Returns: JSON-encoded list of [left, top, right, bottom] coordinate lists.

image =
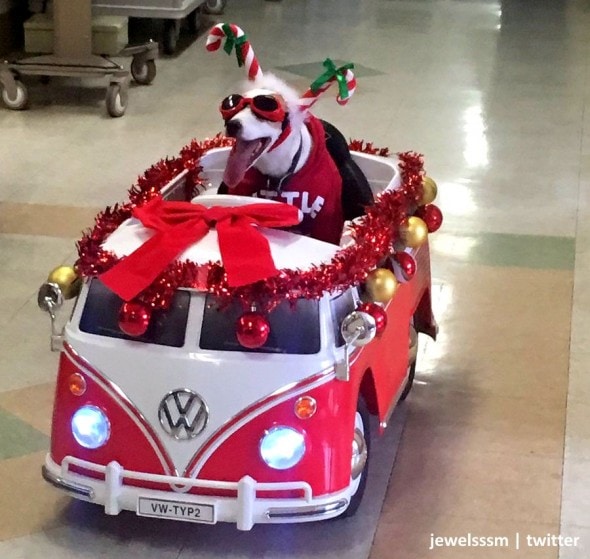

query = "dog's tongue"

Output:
[[223, 138, 265, 188]]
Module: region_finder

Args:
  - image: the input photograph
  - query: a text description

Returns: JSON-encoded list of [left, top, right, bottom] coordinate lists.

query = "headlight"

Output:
[[259, 426, 305, 470], [71, 405, 110, 449]]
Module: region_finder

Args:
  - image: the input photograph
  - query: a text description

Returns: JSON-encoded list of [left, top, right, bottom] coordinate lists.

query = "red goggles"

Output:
[[220, 94, 287, 122]]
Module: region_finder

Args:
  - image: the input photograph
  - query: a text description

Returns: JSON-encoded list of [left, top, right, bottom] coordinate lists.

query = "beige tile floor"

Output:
[[1, 0, 589, 557]]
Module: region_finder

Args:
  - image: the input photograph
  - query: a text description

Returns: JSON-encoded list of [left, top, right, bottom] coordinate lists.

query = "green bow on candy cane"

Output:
[[221, 23, 247, 67], [310, 58, 355, 102]]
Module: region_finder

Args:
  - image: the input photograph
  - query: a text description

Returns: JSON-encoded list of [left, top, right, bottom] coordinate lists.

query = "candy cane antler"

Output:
[[206, 23, 263, 81], [300, 58, 357, 110]]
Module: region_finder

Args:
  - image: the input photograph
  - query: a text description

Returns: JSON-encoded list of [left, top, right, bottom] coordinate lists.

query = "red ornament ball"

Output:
[[357, 302, 388, 335], [236, 312, 270, 349], [118, 301, 151, 337], [415, 204, 443, 233], [393, 252, 417, 281]]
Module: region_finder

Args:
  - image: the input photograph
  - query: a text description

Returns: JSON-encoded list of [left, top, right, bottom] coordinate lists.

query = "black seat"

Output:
[[321, 119, 374, 221]]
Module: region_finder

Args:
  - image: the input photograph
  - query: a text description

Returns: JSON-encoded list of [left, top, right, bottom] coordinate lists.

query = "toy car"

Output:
[[38, 140, 439, 529]]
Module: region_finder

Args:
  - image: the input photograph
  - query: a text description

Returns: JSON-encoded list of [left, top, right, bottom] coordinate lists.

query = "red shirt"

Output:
[[228, 115, 344, 245]]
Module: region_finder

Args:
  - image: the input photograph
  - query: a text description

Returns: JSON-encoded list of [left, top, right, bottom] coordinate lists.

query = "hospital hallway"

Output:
[[0, 0, 589, 557]]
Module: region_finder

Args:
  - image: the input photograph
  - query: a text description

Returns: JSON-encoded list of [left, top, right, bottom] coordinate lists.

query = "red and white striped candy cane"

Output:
[[299, 67, 357, 111], [206, 23, 263, 81]]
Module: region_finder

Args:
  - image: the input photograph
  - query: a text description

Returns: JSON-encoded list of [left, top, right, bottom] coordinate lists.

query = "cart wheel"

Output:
[[203, 0, 226, 15], [1, 78, 28, 110], [187, 8, 201, 34], [342, 397, 370, 518], [131, 57, 156, 85], [163, 20, 180, 55], [400, 324, 418, 401], [106, 83, 127, 118]]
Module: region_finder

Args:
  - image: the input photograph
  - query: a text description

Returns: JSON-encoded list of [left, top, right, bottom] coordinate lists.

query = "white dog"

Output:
[[218, 73, 373, 245]]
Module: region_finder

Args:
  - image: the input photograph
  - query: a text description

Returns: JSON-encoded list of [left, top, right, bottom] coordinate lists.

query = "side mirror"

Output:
[[37, 282, 64, 314], [37, 282, 65, 352], [341, 311, 377, 347], [336, 311, 377, 381]]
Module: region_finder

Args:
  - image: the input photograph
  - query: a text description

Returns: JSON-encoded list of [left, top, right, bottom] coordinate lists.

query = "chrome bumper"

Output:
[[42, 464, 94, 499]]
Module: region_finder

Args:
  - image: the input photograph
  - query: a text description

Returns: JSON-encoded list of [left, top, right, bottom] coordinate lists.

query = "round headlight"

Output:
[[71, 405, 110, 449], [260, 426, 305, 470]]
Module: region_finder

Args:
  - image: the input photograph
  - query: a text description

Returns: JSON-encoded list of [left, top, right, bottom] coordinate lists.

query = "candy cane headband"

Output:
[[206, 24, 356, 109], [300, 58, 357, 109], [206, 23, 263, 81]]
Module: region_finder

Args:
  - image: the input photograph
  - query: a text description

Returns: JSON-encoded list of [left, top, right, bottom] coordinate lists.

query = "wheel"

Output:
[[342, 397, 370, 517], [399, 359, 416, 401], [399, 324, 418, 401], [163, 19, 180, 55], [203, 0, 227, 15], [130, 58, 156, 85], [186, 8, 201, 34], [105, 83, 127, 118], [1, 78, 28, 110]]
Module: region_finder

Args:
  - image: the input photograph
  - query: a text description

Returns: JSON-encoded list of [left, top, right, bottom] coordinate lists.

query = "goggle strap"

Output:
[[269, 118, 292, 152]]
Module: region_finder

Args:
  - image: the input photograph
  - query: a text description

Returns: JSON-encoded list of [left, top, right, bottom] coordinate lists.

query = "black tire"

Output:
[[105, 83, 127, 118], [203, 0, 226, 15], [342, 397, 370, 517], [399, 359, 416, 401], [163, 20, 180, 54], [400, 324, 418, 401], [2, 78, 28, 110], [131, 58, 156, 85]]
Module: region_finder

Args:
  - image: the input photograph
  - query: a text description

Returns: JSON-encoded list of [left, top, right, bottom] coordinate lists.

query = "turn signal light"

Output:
[[68, 373, 87, 396], [294, 396, 317, 419]]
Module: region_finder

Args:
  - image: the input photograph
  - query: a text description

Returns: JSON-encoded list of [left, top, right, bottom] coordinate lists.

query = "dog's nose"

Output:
[[225, 119, 242, 138]]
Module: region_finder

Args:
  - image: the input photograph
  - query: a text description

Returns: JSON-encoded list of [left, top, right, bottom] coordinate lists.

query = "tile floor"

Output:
[[0, 0, 589, 557]]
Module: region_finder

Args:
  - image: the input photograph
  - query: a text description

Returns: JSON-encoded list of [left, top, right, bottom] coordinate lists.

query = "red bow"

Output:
[[100, 196, 301, 300]]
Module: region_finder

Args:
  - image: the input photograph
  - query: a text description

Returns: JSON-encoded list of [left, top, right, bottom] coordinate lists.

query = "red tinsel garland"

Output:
[[76, 135, 425, 311]]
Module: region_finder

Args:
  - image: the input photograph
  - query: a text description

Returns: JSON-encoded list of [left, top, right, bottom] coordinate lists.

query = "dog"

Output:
[[218, 73, 374, 245]]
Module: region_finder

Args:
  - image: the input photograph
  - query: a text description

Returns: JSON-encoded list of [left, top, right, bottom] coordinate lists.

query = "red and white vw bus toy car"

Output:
[[38, 140, 439, 530]]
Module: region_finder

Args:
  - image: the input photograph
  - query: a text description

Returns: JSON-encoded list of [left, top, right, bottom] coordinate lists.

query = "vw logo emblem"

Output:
[[158, 389, 209, 440]]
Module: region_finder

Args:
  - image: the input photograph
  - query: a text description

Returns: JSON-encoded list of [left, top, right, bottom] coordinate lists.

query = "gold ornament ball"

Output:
[[366, 268, 398, 303], [420, 176, 438, 206], [47, 265, 81, 299], [400, 216, 429, 248]]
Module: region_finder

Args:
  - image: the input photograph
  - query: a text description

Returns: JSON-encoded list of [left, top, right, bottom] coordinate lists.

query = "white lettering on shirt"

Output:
[[255, 189, 278, 199], [256, 190, 325, 219], [279, 191, 300, 205], [310, 196, 325, 218]]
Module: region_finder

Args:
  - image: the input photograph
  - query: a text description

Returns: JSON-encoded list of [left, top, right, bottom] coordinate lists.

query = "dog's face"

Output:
[[221, 87, 288, 187]]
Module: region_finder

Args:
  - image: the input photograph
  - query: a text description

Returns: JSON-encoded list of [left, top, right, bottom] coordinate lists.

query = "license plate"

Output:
[[137, 497, 215, 524]]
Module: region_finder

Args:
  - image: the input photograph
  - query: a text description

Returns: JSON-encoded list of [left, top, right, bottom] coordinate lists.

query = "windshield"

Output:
[[199, 295, 321, 354], [79, 280, 190, 348]]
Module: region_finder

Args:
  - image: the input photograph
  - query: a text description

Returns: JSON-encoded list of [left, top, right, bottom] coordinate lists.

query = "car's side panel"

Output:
[[350, 244, 433, 424]]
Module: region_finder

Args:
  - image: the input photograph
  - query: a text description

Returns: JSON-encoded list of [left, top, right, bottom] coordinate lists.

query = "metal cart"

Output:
[[0, 0, 158, 117], [92, 0, 227, 54], [202, 0, 226, 15]]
